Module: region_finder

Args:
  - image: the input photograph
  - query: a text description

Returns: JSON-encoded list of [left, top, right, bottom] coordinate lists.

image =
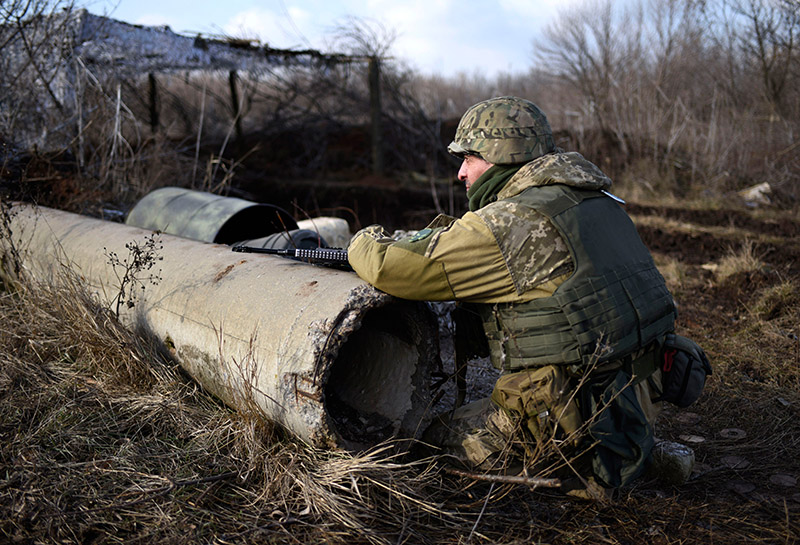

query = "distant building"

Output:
[[1, 8, 342, 151]]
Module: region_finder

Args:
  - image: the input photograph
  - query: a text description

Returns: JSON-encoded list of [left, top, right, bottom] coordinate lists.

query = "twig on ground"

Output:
[[444, 467, 561, 488]]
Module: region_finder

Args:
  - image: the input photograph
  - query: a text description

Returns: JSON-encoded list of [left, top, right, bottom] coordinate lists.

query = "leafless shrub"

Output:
[[0, 6, 204, 212], [0, 0, 76, 148]]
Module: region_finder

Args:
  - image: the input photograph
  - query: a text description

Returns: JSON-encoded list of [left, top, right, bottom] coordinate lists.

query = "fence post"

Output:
[[228, 70, 243, 141], [148, 73, 159, 132], [368, 56, 383, 176]]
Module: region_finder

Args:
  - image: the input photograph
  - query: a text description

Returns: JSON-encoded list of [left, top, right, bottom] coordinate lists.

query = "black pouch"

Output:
[[654, 333, 712, 408]]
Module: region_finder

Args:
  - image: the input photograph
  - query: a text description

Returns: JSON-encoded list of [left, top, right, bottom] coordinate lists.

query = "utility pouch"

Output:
[[491, 365, 583, 444], [654, 333, 712, 408]]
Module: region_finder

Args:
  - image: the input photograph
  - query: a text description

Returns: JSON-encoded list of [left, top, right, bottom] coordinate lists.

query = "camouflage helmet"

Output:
[[447, 96, 555, 165]]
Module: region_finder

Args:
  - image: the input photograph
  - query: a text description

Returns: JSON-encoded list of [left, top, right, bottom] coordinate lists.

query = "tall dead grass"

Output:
[[3, 209, 800, 543], [0, 246, 472, 543]]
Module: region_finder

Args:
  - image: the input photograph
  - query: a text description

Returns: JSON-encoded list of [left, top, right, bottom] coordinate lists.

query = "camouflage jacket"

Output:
[[347, 152, 613, 303]]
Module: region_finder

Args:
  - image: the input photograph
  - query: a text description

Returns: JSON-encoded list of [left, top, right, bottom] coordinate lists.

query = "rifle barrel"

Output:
[[231, 245, 349, 264]]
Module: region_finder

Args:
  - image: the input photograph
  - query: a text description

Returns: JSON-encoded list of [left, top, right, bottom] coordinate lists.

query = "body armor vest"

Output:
[[481, 184, 676, 373]]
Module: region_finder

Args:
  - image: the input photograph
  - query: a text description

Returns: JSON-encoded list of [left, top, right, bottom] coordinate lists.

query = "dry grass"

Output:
[[0, 265, 467, 544], [652, 254, 689, 297], [715, 241, 768, 284], [3, 3, 800, 540], [2, 198, 800, 544]]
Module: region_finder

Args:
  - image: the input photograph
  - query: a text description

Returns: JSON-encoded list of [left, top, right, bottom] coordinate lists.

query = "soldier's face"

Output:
[[458, 155, 493, 191]]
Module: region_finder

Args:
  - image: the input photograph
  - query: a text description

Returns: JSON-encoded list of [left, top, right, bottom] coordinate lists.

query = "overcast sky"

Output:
[[88, 0, 579, 77]]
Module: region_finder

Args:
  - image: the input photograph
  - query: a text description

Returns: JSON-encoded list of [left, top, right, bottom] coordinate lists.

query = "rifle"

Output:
[[231, 245, 351, 269]]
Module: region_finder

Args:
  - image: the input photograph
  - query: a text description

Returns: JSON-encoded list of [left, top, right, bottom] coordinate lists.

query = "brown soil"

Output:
[[268, 176, 800, 541], [3, 167, 800, 543], [625, 204, 799, 542], [334, 189, 800, 542]]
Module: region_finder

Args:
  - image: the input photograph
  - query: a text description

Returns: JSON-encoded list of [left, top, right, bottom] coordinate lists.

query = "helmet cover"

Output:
[[448, 96, 555, 165]]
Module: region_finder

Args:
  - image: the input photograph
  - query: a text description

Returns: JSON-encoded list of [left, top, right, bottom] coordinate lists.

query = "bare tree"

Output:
[[528, 0, 799, 197], [726, 0, 798, 116], [535, 0, 622, 134], [0, 1, 76, 150]]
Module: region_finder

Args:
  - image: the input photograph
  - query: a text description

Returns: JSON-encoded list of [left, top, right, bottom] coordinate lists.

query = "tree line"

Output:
[[0, 0, 797, 210]]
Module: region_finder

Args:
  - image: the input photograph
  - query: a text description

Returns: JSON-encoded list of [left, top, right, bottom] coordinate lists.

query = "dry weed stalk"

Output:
[[0, 196, 23, 287], [103, 231, 164, 317]]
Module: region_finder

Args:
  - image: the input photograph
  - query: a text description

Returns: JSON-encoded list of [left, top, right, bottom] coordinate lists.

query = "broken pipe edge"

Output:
[[311, 286, 439, 451]]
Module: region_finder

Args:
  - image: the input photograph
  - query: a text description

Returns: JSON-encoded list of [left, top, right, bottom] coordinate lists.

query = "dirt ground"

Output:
[[328, 182, 800, 542], [613, 203, 799, 541], [251, 177, 800, 542], [2, 170, 799, 543]]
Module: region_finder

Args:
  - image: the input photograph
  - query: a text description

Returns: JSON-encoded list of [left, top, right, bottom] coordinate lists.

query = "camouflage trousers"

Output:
[[422, 365, 663, 482]]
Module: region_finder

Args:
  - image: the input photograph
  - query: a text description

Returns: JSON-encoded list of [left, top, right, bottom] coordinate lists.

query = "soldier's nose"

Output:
[[457, 161, 468, 182]]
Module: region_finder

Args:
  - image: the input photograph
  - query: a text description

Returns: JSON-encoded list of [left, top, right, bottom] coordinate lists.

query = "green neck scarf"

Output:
[[467, 164, 523, 211]]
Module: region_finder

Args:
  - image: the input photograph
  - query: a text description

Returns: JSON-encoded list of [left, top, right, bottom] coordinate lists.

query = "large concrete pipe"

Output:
[[3, 204, 439, 450]]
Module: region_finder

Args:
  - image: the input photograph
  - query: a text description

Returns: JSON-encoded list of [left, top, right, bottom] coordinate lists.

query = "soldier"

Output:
[[347, 96, 678, 498]]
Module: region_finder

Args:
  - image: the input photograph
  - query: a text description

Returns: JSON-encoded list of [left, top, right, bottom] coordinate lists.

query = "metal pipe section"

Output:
[[3, 204, 438, 450], [124, 186, 298, 244]]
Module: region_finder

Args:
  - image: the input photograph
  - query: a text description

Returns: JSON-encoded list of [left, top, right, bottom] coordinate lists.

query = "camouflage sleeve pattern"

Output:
[[347, 210, 568, 303], [473, 201, 573, 294], [348, 203, 572, 303]]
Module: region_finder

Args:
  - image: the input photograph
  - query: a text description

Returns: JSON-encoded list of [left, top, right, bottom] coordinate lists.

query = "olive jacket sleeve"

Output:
[[347, 212, 554, 303]]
